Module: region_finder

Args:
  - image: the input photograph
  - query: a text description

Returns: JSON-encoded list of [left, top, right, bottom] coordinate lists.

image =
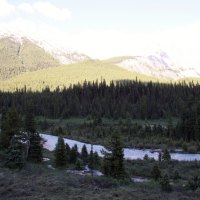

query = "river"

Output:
[[41, 134, 200, 161]]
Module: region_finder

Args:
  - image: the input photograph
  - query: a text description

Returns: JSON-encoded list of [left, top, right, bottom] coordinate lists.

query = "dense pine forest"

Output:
[[0, 80, 200, 119]]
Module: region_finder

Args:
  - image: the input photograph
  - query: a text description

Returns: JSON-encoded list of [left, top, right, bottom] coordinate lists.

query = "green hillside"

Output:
[[0, 37, 59, 79], [0, 60, 165, 92]]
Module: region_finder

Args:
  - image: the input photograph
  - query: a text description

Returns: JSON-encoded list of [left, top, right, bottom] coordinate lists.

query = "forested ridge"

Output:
[[0, 80, 199, 119]]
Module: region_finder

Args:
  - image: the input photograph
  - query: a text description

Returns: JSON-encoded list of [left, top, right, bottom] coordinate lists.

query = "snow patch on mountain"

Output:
[[0, 30, 90, 64], [116, 51, 200, 80]]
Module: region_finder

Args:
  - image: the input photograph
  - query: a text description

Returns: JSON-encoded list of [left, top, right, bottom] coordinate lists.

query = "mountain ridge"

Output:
[[0, 33, 90, 79], [0, 31, 200, 91], [106, 51, 200, 80]]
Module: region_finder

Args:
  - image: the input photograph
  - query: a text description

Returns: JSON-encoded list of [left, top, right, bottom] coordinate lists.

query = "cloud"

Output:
[[18, 3, 34, 14], [34, 1, 71, 21], [18, 1, 71, 21], [0, 1, 71, 21], [0, 0, 15, 17]]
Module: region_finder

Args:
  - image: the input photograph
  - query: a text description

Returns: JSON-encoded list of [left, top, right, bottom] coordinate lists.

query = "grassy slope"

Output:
[[0, 37, 59, 79], [0, 60, 166, 92]]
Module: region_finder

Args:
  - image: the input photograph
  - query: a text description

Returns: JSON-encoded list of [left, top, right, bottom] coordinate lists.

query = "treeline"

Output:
[[0, 80, 200, 119]]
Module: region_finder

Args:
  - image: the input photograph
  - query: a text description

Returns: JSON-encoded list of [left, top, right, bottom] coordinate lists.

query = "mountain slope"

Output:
[[0, 34, 90, 79], [0, 37, 60, 79], [0, 60, 165, 92], [106, 51, 200, 80]]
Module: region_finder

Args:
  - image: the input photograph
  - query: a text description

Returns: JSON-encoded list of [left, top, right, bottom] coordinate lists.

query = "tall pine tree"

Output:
[[81, 144, 88, 164], [28, 133, 43, 162], [4, 132, 27, 169], [102, 131, 126, 179], [25, 104, 43, 162], [54, 136, 67, 167]]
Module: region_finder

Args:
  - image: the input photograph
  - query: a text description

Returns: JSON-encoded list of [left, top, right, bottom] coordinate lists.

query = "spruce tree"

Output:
[[102, 154, 113, 177], [28, 133, 43, 162], [93, 151, 100, 168], [25, 106, 43, 162], [54, 137, 67, 167], [102, 131, 126, 179], [88, 145, 94, 170], [4, 132, 27, 169], [69, 144, 78, 164], [162, 149, 171, 162], [0, 107, 21, 150], [81, 144, 88, 163], [65, 143, 71, 162]]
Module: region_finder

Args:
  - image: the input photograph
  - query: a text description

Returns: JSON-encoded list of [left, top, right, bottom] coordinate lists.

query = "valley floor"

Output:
[[0, 164, 200, 200]]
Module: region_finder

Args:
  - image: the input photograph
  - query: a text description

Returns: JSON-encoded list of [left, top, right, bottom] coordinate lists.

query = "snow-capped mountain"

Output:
[[0, 29, 200, 80], [112, 51, 200, 80], [33, 39, 90, 64], [0, 30, 90, 65]]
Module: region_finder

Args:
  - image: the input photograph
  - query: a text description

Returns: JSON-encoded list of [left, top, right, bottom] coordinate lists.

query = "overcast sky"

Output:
[[0, 0, 200, 67]]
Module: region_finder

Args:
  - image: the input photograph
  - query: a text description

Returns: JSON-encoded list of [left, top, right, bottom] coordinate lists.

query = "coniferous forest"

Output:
[[1, 80, 200, 143], [0, 80, 200, 119]]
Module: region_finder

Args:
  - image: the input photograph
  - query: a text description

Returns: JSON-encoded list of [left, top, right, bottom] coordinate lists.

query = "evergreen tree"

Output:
[[25, 107, 43, 162], [162, 149, 171, 162], [74, 144, 79, 155], [4, 132, 27, 169], [65, 143, 71, 162], [69, 144, 78, 164], [102, 153, 113, 177], [88, 145, 94, 170], [93, 151, 100, 168], [54, 136, 67, 167], [28, 133, 43, 162], [160, 174, 172, 192], [81, 144, 88, 163], [102, 131, 126, 179], [0, 107, 21, 150], [151, 165, 161, 181]]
